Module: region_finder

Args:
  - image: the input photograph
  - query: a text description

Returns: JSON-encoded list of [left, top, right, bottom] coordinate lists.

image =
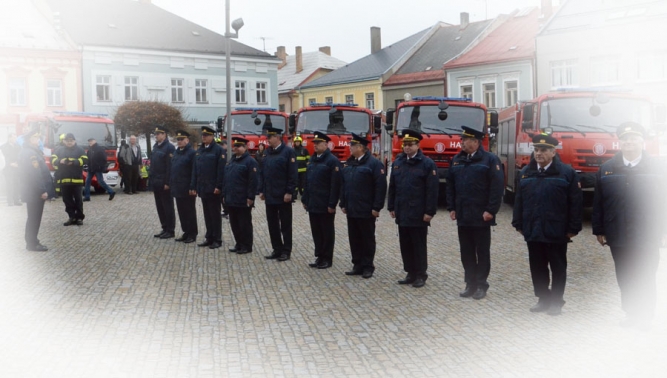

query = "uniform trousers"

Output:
[[25, 199, 45, 248], [295, 172, 306, 197], [527, 241, 568, 304], [61, 185, 84, 220], [347, 217, 376, 272], [228, 206, 253, 251], [265, 203, 292, 255], [399, 226, 429, 279], [175, 196, 197, 238], [153, 187, 175, 233], [458, 226, 491, 289], [201, 195, 222, 243], [129, 164, 140, 193], [309, 212, 335, 263], [610, 245, 659, 321]]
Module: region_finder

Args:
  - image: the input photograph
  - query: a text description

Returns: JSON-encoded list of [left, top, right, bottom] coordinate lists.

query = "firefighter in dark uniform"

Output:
[[302, 131, 342, 269], [340, 133, 387, 279], [170, 130, 197, 243], [293, 135, 309, 200], [217, 138, 229, 218], [446, 126, 504, 299], [52, 133, 87, 226], [512, 134, 583, 316], [224, 137, 259, 255], [19, 130, 55, 251], [388, 129, 438, 288], [258, 126, 298, 261], [195, 126, 225, 249], [592, 122, 666, 329], [150, 126, 176, 239]]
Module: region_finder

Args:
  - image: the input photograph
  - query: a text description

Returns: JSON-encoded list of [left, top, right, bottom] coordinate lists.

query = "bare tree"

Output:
[[114, 100, 186, 156]]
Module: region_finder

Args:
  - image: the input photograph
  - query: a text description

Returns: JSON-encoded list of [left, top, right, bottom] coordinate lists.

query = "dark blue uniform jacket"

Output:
[[388, 150, 439, 227], [446, 146, 504, 227], [340, 151, 387, 218], [512, 159, 583, 243], [170, 144, 196, 198], [150, 141, 175, 190], [258, 143, 297, 205], [592, 152, 666, 248], [195, 143, 225, 199], [302, 149, 342, 213], [223, 151, 258, 207], [20, 145, 55, 202]]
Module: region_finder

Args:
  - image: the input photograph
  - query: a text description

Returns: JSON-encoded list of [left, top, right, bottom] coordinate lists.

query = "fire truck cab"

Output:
[[288, 103, 382, 162], [218, 108, 289, 155]]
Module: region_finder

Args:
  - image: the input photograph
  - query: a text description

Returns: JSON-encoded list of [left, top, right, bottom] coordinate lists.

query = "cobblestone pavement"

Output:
[[0, 191, 666, 377]]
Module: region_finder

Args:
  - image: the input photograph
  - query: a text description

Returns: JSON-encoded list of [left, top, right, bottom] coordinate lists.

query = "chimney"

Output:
[[275, 46, 287, 69], [541, 0, 553, 19], [296, 46, 303, 73], [460, 12, 469, 29], [319, 46, 331, 56], [370, 27, 381, 54]]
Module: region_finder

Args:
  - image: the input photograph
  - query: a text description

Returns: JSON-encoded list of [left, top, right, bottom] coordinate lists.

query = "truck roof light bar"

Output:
[[234, 107, 278, 111], [412, 96, 472, 102], [553, 86, 632, 93], [53, 111, 109, 117], [310, 103, 358, 107]]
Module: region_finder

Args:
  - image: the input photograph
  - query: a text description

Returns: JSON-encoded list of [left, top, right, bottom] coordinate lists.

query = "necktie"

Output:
[[627, 163, 632, 168], [539, 167, 545, 173], [467, 154, 472, 160]]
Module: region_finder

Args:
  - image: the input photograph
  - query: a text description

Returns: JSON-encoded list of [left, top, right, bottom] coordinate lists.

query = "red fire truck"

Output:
[[497, 89, 666, 205], [385, 96, 498, 199], [20, 111, 119, 190], [217, 107, 289, 155], [288, 103, 383, 162]]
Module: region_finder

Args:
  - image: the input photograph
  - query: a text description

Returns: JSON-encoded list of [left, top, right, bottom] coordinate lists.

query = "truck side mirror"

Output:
[[489, 126, 499, 134], [488, 110, 498, 127], [288, 114, 296, 134], [521, 104, 534, 131], [216, 116, 224, 131], [373, 115, 382, 133], [384, 109, 394, 134]]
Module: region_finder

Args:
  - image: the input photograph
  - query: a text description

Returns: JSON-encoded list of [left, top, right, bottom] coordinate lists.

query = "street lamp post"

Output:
[[224, 0, 243, 163]]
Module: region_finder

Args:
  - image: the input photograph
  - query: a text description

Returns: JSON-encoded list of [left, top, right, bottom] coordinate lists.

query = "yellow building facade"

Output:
[[297, 79, 383, 110]]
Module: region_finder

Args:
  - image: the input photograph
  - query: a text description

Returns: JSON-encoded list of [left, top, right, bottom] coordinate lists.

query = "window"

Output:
[[96, 75, 111, 102], [308, 98, 316, 105], [279, 104, 286, 112], [9, 78, 26, 106], [550, 59, 578, 88], [504, 81, 518, 107], [638, 51, 667, 81], [124, 77, 138, 101], [345, 94, 354, 104], [256, 81, 267, 104], [460, 85, 473, 99], [235, 81, 246, 103], [365, 93, 375, 109], [325, 96, 333, 104], [483, 83, 496, 108], [171, 79, 184, 102], [591, 57, 620, 85], [47, 80, 62, 106], [195, 79, 208, 103]]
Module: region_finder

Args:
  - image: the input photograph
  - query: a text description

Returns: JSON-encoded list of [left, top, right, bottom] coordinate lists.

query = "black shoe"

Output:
[[547, 301, 564, 316], [530, 299, 551, 313], [237, 249, 252, 255], [154, 231, 166, 238], [109, 192, 116, 201], [309, 258, 321, 268], [229, 246, 239, 252], [317, 261, 332, 269], [459, 285, 477, 298], [27, 244, 48, 252], [83, 198, 90, 202], [362, 270, 373, 279], [160, 232, 175, 239], [412, 278, 426, 288], [472, 288, 487, 300], [345, 270, 363, 276], [76, 219, 83, 226], [175, 235, 187, 242], [221, 212, 229, 219], [198, 240, 212, 247], [277, 254, 290, 261], [265, 252, 280, 259], [397, 274, 416, 285], [124, 191, 132, 195], [182, 238, 196, 244], [63, 219, 76, 226], [208, 241, 221, 249]]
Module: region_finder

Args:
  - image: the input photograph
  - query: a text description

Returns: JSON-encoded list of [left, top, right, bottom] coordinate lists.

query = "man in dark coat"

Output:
[[293, 135, 309, 200], [150, 126, 176, 239], [258, 127, 297, 261], [302, 131, 342, 269], [1, 133, 21, 206], [194, 126, 226, 249], [224, 137, 259, 254], [51, 133, 87, 226], [388, 129, 438, 288], [446, 126, 504, 299], [19, 130, 55, 251], [83, 137, 115, 201], [171, 130, 197, 244], [512, 134, 583, 316], [340, 133, 387, 278], [592, 122, 666, 329]]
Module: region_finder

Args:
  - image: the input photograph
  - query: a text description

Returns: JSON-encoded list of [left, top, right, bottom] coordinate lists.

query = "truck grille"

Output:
[[574, 149, 613, 169]]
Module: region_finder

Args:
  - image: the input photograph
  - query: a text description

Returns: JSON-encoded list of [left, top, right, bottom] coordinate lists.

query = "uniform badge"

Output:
[[291, 158, 295, 163], [380, 169, 385, 174], [169, 153, 173, 158], [496, 165, 500, 171], [432, 170, 436, 176], [578, 182, 581, 188], [32, 160, 39, 169], [335, 167, 339, 172], [253, 167, 257, 172]]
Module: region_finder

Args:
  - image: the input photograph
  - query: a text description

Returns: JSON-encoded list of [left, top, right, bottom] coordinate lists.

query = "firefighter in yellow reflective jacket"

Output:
[[51, 133, 88, 226], [293, 135, 310, 200]]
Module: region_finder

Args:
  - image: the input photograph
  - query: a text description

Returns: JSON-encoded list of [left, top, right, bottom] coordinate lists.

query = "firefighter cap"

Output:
[[175, 130, 190, 139], [201, 126, 216, 135], [312, 131, 331, 143], [349, 133, 369, 146], [265, 127, 284, 136], [233, 137, 249, 146], [154, 125, 169, 134], [64, 133, 76, 141], [400, 129, 423, 142], [532, 133, 559, 148], [617, 122, 645, 139], [461, 126, 485, 140]]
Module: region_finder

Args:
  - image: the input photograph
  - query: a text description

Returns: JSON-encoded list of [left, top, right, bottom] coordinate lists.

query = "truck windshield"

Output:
[[396, 105, 486, 134], [55, 121, 116, 147], [230, 114, 281, 134], [540, 97, 653, 133], [297, 110, 370, 134]]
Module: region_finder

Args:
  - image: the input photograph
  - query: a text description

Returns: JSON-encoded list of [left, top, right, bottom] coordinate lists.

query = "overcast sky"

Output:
[[153, 0, 550, 63]]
